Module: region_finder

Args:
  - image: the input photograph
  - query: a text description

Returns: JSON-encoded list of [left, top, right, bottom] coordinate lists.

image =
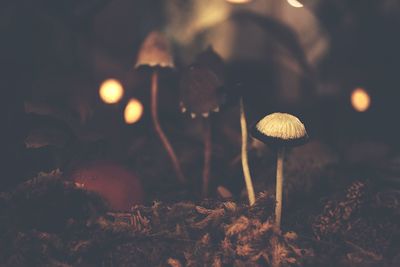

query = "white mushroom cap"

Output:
[[135, 31, 175, 69], [252, 112, 308, 146]]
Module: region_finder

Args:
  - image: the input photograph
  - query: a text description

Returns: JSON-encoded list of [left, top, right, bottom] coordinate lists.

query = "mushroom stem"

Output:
[[275, 146, 285, 230], [151, 70, 186, 184], [240, 97, 256, 206], [202, 118, 212, 197]]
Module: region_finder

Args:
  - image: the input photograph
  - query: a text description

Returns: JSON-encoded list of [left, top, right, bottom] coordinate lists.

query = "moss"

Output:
[[0, 170, 399, 266]]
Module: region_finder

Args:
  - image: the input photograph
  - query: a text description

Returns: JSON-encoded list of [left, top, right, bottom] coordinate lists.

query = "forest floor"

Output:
[[0, 164, 399, 267]]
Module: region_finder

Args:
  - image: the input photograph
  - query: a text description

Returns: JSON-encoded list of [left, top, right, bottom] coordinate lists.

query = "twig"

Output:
[[345, 240, 382, 261]]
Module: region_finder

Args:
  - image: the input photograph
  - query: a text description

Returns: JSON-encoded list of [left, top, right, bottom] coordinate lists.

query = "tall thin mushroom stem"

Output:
[[240, 97, 256, 206], [151, 70, 186, 184], [202, 118, 212, 197], [275, 146, 285, 230]]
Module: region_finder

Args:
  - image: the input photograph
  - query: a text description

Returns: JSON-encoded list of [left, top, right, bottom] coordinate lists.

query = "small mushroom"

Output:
[[180, 47, 225, 197], [135, 31, 185, 184], [251, 112, 308, 230], [135, 32, 174, 69]]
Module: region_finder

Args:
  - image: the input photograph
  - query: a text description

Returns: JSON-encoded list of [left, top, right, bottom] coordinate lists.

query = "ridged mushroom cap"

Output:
[[135, 31, 174, 69], [252, 112, 308, 146]]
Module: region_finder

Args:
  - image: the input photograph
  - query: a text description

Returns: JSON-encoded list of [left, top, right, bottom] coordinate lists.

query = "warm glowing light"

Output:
[[99, 79, 124, 104], [287, 0, 304, 8], [124, 98, 144, 124], [351, 88, 371, 112], [226, 0, 252, 4], [166, 0, 230, 45]]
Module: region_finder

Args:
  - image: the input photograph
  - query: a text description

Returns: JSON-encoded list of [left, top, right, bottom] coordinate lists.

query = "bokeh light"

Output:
[[351, 87, 371, 112], [124, 98, 144, 124], [226, 0, 252, 4], [99, 79, 124, 104], [287, 0, 304, 8]]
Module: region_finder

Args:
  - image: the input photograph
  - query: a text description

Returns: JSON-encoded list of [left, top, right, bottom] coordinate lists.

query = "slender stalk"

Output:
[[151, 70, 186, 184], [240, 97, 255, 206], [271, 147, 286, 267], [202, 118, 212, 197], [275, 146, 285, 230]]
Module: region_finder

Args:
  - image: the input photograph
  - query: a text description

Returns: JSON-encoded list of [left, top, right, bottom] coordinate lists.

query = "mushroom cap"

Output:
[[135, 31, 174, 69], [180, 64, 224, 117], [251, 112, 308, 147], [180, 48, 225, 119]]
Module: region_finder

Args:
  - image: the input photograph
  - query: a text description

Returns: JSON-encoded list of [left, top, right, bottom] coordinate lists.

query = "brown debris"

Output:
[[167, 258, 183, 267], [313, 181, 367, 238]]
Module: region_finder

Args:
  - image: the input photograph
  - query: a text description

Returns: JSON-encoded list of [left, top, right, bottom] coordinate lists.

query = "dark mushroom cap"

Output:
[[180, 48, 225, 118], [251, 112, 308, 147], [135, 31, 174, 69], [180, 64, 224, 118]]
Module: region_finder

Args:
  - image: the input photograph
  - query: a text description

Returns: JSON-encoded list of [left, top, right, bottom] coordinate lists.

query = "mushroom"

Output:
[[180, 47, 225, 197], [251, 112, 307, 230], [135, 31, 185, 184]]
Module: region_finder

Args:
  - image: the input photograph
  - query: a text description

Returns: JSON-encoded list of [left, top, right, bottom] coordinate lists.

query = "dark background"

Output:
[[1, 0, 400, 201]]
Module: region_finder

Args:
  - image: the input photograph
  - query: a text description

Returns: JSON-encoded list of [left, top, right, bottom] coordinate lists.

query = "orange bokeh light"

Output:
[[124, 98, 144, 124], [226, 0, 252, 4], [99, 79, 124, 104], [351, 88, 371, 112]]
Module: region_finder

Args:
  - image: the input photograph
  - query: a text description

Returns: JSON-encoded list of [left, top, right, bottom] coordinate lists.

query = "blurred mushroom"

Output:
[[180, 47, 225, 197], [252, 112, 308, 230], [135, 31, 185, 184]]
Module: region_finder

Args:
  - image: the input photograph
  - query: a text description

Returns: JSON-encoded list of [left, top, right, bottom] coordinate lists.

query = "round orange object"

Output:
[[124, 98, 144, 124], [99, 79, 124, 104], [351, 88, 371, 112], [69, 161, 144, 211]]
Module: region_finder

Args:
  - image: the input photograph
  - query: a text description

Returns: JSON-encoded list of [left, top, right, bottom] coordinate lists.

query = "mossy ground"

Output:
[[0, 168, 399, 267]]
